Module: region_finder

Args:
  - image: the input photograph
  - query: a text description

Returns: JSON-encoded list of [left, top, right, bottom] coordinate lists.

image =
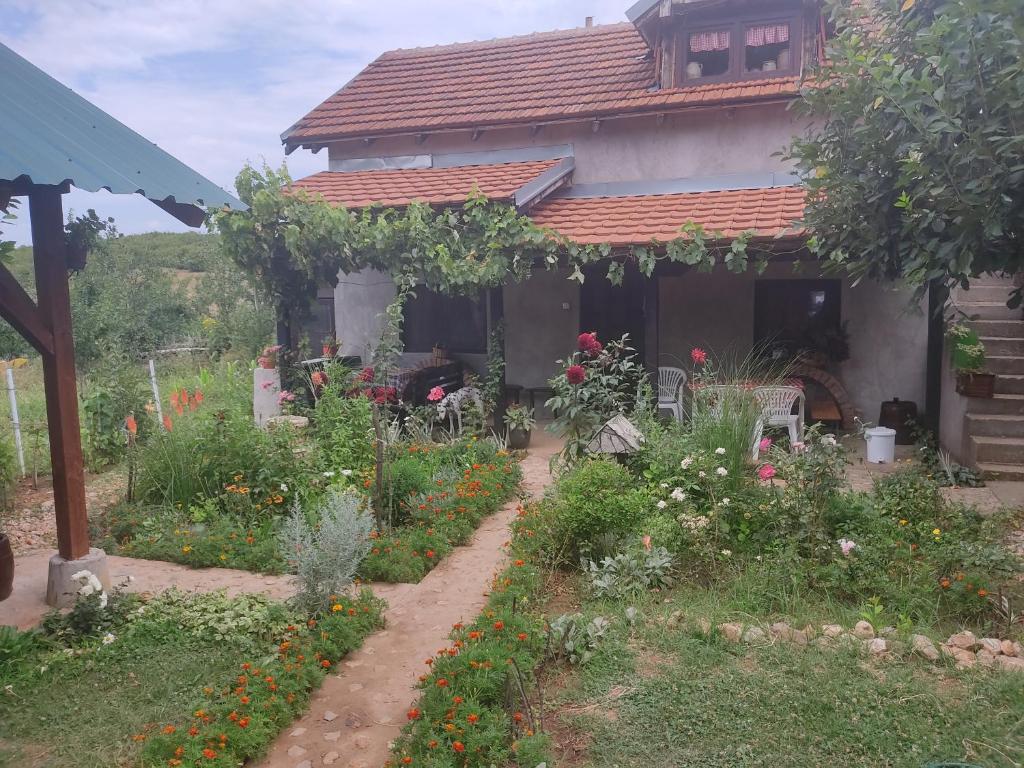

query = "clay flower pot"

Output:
[[508, 427, 532, 451], [0, 532, 14, 601]]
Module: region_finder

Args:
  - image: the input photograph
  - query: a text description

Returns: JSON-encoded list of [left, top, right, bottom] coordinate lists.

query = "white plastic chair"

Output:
[[753, 385, 805, 452], [657, 367, 687, 421]]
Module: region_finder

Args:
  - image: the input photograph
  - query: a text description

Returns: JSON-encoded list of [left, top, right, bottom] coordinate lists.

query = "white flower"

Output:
[[680, 457, 694, 469], [656, 500, 668, 509], [136, 606, 146, 615], [88, 574, 102, 592], [78, 583, 95, 597], [98, 592, 108, 609], [821, 434, 838, 447], [670, 488, 686, 501], [715, 467, 728, 477], [755, 555, 763, 562], [322, 471, 336, 478], [720, 497, 731, 506], [659, 482, 669, 489], [720, 549, 732, 557], [101, 633, 116, 645], [341, 469, 353, 477], [280, 483, 289, 492], [715, 447, 726, 455], [63, 648, 75, 656], [698, 471, 707, 478], [70, 569, 93, 581]]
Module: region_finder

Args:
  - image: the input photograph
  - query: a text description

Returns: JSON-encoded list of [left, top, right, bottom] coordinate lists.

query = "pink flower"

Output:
[[357, 366, 374, 383], [758, 464, 776, 481], [566, 365, 586, 385], [577, 332, 603, 356], [641, 535, 652, 551], [759, 437, 772, 453], [838, 538, 857, 557], [277, 390, 296, 405], [690, 348, 707, 365], [427, 386, 445, 402]]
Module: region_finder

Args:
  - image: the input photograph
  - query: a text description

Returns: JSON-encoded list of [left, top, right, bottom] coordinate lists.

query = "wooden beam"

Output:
[[0, 261, 54, 355], [29, 188, 90, 561]]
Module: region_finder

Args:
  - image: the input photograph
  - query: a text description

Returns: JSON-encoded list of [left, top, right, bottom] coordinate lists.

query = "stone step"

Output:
[[995, 375, 1024, 395], [977, 461, 1024, 481], [966, 413, 1024, 437], [955, 301, 1020, 320], [986, 356, 1024, 375], [967, 393, 1024, 416], [971, 435, 1024, 464], [981, 337, 1024, 356], [954, 284, 1017, 303], [968, 320, 1024, 339]]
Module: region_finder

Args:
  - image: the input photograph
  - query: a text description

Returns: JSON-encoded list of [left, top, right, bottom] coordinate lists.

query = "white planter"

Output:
[[864, 426, 896, 464], [253, 367, 282, 427]]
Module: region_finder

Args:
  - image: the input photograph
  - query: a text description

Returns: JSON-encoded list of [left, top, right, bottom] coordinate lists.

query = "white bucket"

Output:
[[864, 426, 896, 464]]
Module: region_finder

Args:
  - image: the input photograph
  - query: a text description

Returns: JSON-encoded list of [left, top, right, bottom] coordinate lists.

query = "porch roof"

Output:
[[529, 185, 806, 245], [291, 158, 572, 210]]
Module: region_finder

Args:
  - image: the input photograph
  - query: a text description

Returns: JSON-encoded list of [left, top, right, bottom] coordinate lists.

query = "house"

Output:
[[280, 0, 1024, 475]]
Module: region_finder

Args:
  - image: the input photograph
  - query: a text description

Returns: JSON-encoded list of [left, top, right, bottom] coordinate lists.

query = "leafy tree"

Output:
[[787, 0, 1024, 302]]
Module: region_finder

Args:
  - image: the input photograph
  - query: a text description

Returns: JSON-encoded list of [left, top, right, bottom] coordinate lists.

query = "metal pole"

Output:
[[6, 366, 25, 476], [148, 359, 164, 427]]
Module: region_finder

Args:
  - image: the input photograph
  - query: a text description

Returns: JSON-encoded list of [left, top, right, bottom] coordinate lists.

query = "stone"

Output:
[[979, 638, 1003, 655], [800, 624, 817, 640], [1001, 639, 1018, 657], [995, 655, 1024, 673], [865, 638, 887, 655], [295, 762, 312, 768], [742, 626, 766, 643], [951, 648, 976, 669], [323, 752, 340, 765], [353, 733, 371, 749], [910, 634, 940, 662], [976, 649, 997, 668], [324, 731, 341, 742], [852, 621, 875, 640], [947, 630, 979, 651], [349, 683, 364, 692], [696, 617, 711, 635], [45, 548, 111, 608], [290, 728, 307, 738], [879, 626, 897, 638], [287, 745, 307, 758], [769, 621, 792, 638], [323, 710, 338, 722], [822, 624, 843, 638], [718, 623, 743, 643]]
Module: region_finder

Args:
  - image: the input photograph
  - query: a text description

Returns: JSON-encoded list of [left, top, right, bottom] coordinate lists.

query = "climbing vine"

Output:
[[211, 163, 760, 331]]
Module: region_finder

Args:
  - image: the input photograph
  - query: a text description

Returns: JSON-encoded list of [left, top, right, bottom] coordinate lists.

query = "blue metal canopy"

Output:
[[0, 42, 244, 226]]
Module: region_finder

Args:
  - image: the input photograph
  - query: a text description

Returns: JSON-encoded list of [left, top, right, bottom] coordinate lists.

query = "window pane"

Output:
[[402, 290, 487, 354], [745, 22, 791, 73], [686, 29, 730, 79]]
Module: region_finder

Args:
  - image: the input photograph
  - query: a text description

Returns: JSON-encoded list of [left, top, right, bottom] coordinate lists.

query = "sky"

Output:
[[1, 0, 631, 244]]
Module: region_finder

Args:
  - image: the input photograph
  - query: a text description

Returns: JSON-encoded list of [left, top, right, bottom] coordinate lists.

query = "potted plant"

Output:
[[257, 344, 283, 370], [322, 334, 340, 358], [503, 405, 536, 450], [949, 322, 995, 398]]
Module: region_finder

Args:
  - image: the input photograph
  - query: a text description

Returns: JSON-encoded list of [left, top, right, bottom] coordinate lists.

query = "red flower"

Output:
[[162, 414, 174, 432], [407, 708, 421, 720], [577, 332, 602, 356], [467, 713, 479, 724], [690, 347, 708, 365], [436, 678, 449, 687], [566, 365, 586, 385], [493, 620, 504, 631], [125, 414, 137, 436], [452, 742, 466, 753], [311, 371, 327, 387], [202, 748, 217, 759], [357, 366, 374, 383]]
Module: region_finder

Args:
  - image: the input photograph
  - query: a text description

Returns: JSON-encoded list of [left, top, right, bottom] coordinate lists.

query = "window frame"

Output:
[[677, 10, 803, 86]]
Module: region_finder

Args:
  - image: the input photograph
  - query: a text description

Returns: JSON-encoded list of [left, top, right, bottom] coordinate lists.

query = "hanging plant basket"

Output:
[[955, 372, 996, 398]]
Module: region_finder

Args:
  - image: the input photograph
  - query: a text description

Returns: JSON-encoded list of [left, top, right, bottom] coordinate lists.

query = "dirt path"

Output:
[[256, 434, 559, 768]]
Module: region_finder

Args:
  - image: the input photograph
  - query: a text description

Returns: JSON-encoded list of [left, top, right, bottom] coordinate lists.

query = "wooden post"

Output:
[[29, 188, 90, 561]]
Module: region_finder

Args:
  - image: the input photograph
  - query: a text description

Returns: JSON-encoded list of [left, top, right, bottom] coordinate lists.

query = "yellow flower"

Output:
[[182, 545, 192, 554], [932, 528, 941, 536], [898, 519, 908, 526], [331, 604, 343, 613], [219, 553, 228, 561]]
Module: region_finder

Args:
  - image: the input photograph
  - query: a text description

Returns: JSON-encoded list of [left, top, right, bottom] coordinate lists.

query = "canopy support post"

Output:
[[29, 188, 91, 563]]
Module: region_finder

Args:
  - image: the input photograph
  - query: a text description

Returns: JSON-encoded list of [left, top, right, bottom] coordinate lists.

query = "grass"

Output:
[[547, 582, 1024, 768]]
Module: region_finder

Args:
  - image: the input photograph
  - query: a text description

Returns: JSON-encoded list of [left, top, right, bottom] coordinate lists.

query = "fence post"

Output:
[[5, 366, 25, 476], [148, 359, 164, 428]]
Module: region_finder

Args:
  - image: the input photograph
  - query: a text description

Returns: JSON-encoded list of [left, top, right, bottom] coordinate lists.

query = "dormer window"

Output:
[[678, 11, 801, 85]]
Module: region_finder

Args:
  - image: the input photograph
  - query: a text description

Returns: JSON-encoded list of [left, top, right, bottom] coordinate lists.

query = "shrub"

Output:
[[382, 455, 433, 526], [0, 431, 18, 512], [553, 458, 648, 547], [547, 613, 611, 665], [313, 370, 375, 476], [279, 490, 374, 613]]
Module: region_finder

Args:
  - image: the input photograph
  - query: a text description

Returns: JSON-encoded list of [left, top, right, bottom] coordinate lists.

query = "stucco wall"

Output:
[[334, 269, 396, 363], [325, 103, 809, 183], [503, 269, 580, 392]]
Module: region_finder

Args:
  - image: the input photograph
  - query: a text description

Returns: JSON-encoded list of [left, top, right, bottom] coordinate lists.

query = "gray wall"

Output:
[[326, 103, 807, 183], [334, 269, 396, 363], [504, 269, 580, 391]]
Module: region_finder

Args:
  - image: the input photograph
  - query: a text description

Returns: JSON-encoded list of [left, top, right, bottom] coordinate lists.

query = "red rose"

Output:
[[566, 365, 586, 385], [577, 332, 602, 356], [690, 347, 708, 365]]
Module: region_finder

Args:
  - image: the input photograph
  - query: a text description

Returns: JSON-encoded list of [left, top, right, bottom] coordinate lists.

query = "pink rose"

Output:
[[759, 437, 772, 453], [427, 386, 445, 402], [758, 464, 776, 481]]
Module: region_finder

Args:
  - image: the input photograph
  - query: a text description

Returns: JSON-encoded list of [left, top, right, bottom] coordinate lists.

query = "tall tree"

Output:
[[788, 0, 1024, 302]]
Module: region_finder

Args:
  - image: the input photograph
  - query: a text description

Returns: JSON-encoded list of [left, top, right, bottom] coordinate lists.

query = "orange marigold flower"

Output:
[[428, 740, 438, 749], [188, 726, 199, 737], [453, 741, 466, 753], [202, 748, 217, 759], [978, 588, 988, 597], [513, 711, 524, 723], [131, 734, 147, 742], [436, 678, 448, 687], [517, 632, 528, 641], [493, 620, 504, 630], [407, 708, 420, 720], [514, 559, 525, 567], [162, 725, 176, 735], [444, 723, 456, 732], [467, 713, 479, 724], [453, 695, 464, 704], [401, 758, 413, 765], [238, 717, 250, 728], [321, 660, 331, 668], [940, 577, 951, 589]]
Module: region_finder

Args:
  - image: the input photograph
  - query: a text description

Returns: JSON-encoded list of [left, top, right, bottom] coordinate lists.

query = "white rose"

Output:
[[656, 500, 668, 509], [716, 467, 728, 477], [715, 447, 726, 455]]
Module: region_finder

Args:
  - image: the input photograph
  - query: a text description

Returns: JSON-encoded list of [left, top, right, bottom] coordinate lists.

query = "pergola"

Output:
[[0, 42, 243, 604]]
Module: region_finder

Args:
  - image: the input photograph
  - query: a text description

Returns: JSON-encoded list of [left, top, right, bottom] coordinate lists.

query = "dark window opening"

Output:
[[300, 296, 336, 349], [686, 29, 731, 80], [402, 290, 487, 354], [677, 11, 802, 86], [754, 279, 846, 364]]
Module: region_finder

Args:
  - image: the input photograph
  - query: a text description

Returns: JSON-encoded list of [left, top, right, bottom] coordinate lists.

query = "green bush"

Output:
[[312, 368, 374, 476], [553, 458, 648, 548], [382, 455, 433, 526]]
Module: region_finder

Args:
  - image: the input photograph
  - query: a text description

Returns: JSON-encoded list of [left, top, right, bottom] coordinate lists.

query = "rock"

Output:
[[865, 638, 887, 655], [287, 745, 307, 758], [295, 762, 312, 768], [951, 648, 976, 669], [800, 624, 817, 640], [911, 634, 940, 662], [323, 710, 338, 722], [695, 617, 711, 634], [979, 638, 1003, 655], [718, 622, 743, 643], [995, 655, 1024, 673], [1001, 639, 1019, 657], [976, 649, 997, 667], [290, 728, 306, 737], [947, 630, 979, 651], [353, 733, 371, 749], [323, 752, 340, 765], [811, 637, 832, 649], [742, 626, 766, 643], [879, 626, 897, 638], [769, 621, 792, 638], [836, 633, 860, 648], [265, 414, 309, 429], [822, 624, 843, 638], [324, 731, 341, 742], [853, 621, 875, 640]]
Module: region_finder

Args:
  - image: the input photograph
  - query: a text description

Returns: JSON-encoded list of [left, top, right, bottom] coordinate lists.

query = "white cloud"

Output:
[[1, 0, 631, 242]]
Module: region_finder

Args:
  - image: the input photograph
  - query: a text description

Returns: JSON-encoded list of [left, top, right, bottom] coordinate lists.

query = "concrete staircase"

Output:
[[959, 276, 1024, 479]]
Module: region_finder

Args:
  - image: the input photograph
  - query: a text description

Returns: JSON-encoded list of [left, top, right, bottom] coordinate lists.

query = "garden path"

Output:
[[256, 431, 561, 768]]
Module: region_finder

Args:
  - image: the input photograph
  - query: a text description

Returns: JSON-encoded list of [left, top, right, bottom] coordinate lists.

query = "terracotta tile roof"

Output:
[[529, 186, 806, 245], [285, 24, 801, 145], [291, 159, 560, 208]]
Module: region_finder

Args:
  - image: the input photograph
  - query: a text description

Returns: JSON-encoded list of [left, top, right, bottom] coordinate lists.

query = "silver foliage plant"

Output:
[[279, 489, 374, 612]]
